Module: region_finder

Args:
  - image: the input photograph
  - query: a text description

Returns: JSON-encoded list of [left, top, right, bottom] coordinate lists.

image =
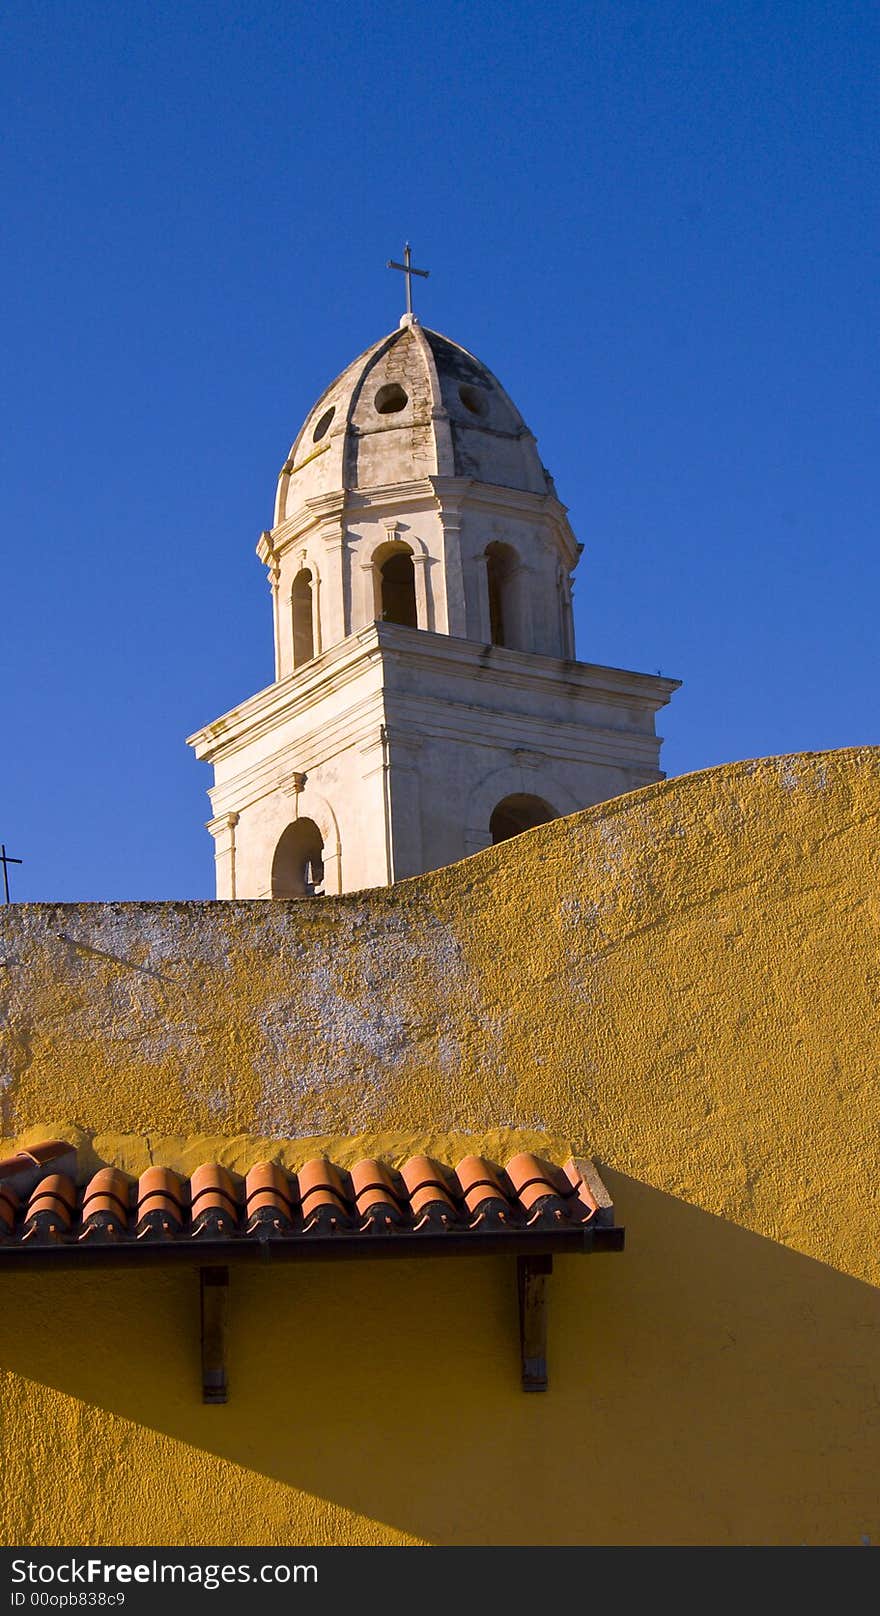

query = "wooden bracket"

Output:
[[200, 1265, 229, 1404], [518, 1253, 552, 1392]]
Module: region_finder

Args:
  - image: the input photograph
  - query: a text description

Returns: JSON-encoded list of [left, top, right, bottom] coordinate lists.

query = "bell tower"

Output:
[[187, 310, 679, 897]]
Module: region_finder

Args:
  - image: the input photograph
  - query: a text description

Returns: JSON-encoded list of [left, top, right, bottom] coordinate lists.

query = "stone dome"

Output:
[[274, 318, 557, 524]]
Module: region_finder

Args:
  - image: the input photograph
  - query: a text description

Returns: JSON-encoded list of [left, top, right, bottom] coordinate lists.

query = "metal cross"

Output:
[[386, 242, 429, 316], [0, 844, 22, 904]]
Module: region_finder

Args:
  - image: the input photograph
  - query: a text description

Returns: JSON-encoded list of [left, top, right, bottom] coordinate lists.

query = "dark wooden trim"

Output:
[[518, 1253, 553, 1393], [200, 1265, 229, 1405], [0, 1223, 624, 1269]]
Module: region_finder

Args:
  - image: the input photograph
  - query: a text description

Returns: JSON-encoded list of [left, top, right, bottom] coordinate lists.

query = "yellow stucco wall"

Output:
[[1, 746, 879, 1545]]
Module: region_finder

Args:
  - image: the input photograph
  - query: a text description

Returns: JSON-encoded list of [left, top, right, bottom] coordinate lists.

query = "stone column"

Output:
[[474, 552, 491, 643], [311, 570, 323, 657], [438, 506, 468, 637], [359, 560, 377, 630], [320, 519, 348, 646], [411, 552, 434, 632]]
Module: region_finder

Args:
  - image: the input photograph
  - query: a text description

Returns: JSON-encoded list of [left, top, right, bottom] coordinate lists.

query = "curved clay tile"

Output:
[[0, 1140, 76, 1198], [21, 1174, 77, 1242], [297, 1158, 351, 1232], [350, 1158, 405, 1233], [455, 1155, 513, 1228], [561, 1159, 599, 1220], [136, 1166, 185, 1239], [506, 1152, 574, 1225], [190, 1164, 240, 1237], [80, 1168, 132, 1242], [245, 1162, 296, 1234], [400, 1155, 460, 1230]]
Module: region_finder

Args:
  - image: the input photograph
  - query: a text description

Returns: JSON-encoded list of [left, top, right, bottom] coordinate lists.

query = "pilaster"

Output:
[[207, 812, 240, 899], [384, 729, 424, 881], [436, 500, 467, 638]]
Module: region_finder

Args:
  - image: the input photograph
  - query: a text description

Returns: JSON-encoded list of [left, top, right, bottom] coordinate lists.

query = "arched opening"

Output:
[[485, 542, 519, 648], [489, 793, 557, 845], [292, 570, 315, 668], [379, 549, 417, 628], [271, 819, 325, 897]]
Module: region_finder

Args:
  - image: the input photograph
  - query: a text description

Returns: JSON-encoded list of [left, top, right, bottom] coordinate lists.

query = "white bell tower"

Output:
[[188, 305, 679, 898]]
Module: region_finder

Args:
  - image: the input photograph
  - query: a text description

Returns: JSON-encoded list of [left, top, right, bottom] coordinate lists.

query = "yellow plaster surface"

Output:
[[1, 747, 879, 1545]]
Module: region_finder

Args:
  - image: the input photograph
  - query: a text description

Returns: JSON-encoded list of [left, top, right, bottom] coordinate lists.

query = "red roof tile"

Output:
[[0, 1146, 624, 1262], [22, 1174, 77, 1242], [81, 1168, 131, 1241], [298, 1158, 351, 1232], [245, 1163, 296, 1234], [506, 1152, 574, 1225], [0, 1140, 77, 1196], [191, 1164, 239, 1237], [400, 1155, 460, 1229], [350, 1158, 406, 1233], [136, 1167, 185, 1238]]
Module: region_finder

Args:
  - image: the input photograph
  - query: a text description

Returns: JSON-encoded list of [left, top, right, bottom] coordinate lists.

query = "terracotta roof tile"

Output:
[[562, 1157, 599, 1218], [136, 1167, 185, 1238], [0, 1145, 623, 1261], [0, 1140, 77, 1196], [506, 1151, 574, 1226], [350, 1158, 406, 1232], [245, 1162, 296, 1234], [191, 1164, 239, 1237], [22, 1174, 77, 1242], [81, 1168, 132, 1242], [455, 1155, 512, 1227], [400, 1155, 460, 1230], [297, 1158, 351, 1232]]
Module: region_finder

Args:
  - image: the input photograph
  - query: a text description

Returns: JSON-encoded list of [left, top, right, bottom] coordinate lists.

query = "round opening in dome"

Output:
[[375, 383, 408, 415], [312, 406, 335, 442], [458, 383, 487, 416]]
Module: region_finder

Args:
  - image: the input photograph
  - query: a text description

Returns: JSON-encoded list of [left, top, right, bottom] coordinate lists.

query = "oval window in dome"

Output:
[[312, 406, 335, 442], [375, 382, 408, 415], [458, 383, 487, 416]]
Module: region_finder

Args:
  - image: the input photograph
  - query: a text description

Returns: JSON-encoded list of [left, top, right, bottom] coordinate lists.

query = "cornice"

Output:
[[189, 622, 680, 771], [187, 625, 386, 762], [262, 475, 581, 566], [373, 623, 681, 707]]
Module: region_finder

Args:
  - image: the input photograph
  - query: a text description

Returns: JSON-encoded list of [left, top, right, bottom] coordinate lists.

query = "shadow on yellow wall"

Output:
[[3, 1170, 878, 1547]]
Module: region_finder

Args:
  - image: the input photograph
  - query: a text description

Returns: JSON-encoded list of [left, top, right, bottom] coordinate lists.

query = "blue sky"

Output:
[[2, 0, 877, 900]]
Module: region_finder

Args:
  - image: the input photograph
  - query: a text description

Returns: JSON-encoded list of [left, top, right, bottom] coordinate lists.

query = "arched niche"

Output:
[[489, 793, 557, 845], [271, 818, 326, 898]]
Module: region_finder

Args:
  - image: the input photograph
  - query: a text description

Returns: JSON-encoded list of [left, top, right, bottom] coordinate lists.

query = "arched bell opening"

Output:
[[291, 569, 315, 668], [378, 547, 417, 628], [271, 819, 325, 897], [489, 793, 557, 846], [485, 542, 521, 649]]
